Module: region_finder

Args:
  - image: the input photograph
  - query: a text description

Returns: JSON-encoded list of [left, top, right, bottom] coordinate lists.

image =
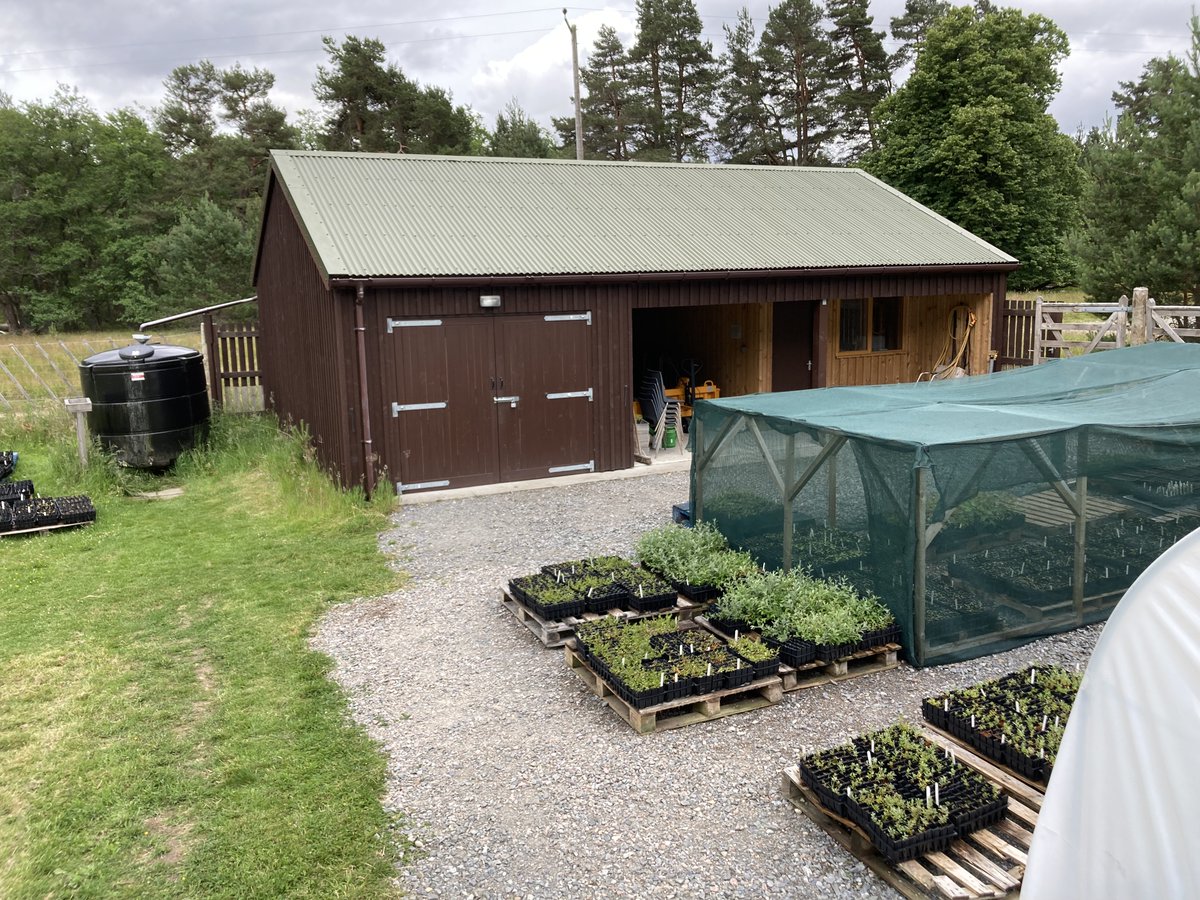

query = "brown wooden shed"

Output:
[[253, 151, 1017, 495]]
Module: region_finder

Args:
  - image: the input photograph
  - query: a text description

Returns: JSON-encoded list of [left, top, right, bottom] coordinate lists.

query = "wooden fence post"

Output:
[[201, 313, 223, 408], [1130, 288, 1150, 345]]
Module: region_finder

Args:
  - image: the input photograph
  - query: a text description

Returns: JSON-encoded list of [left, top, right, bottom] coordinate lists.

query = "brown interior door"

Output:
[[494, 313, 595, 482], [772, 301, 815, 391], [386, 316, 500, 490]]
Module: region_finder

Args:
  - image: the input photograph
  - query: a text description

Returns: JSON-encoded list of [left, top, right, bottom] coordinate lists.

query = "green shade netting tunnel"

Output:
[[689, 343, 1200, 666]]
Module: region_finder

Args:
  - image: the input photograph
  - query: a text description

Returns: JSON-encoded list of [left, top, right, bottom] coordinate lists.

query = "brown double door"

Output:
[[383, 313, 595, 491]]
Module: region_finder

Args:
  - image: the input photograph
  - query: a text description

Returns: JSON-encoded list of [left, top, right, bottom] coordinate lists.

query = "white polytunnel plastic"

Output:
[[1023, 526, 1200, 898]]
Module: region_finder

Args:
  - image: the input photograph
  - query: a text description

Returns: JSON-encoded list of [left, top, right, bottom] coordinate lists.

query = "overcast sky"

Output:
[[1, 1, 1194, 142]]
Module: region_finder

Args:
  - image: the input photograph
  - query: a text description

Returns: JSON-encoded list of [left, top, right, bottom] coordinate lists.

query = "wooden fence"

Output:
[[998, 298, 1039, 368], [201, 316, 263, 413], [0, 321, 262, 413], [999, 291, 1198, 367]]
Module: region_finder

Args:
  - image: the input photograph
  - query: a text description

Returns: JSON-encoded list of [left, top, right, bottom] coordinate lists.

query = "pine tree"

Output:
[[629, 0, 718, 161], [491, 99, 557, 158], [313, 36, 474, 156], [889, 0, 950, 70], [759, 0, 835, 165], [716, 8, 781, 164], [1074, 19, 1200, 303], [553, 25, 638, 160], [827, 0, 892, 160]]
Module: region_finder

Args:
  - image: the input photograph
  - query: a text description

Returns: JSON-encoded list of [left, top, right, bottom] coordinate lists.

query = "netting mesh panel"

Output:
[[693, 398, 1200, 667]]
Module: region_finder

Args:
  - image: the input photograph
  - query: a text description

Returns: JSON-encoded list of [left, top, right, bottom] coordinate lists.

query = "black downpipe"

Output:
[[354, 283, 376, 499]]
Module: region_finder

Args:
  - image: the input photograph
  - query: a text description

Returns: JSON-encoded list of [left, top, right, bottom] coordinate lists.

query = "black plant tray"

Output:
[[581, 584, 630, 613], [797, 760, 848, 818], [705, 615, 755, 637], [856, 624, 902, 653], [735, 653, 780, 681], [864, 820, 958, 866], [764, 635, 818, 667], [949, 794, 1009, 835], [0, 479, 34, 503], [921, 698, 950, 731], [720, 666, 756, 691], [531, 596, 586, 620], [621, 586, 678, 613], [815, 640, 860, 663], [671, 580, 721, 603]]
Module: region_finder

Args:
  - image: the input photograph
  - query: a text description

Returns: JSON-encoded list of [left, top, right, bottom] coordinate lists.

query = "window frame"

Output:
[[835, 296, 905, 356]]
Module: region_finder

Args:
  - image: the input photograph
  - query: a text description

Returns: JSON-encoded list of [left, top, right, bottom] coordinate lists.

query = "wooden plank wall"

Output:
[[828, 293, 993, 386], [635, 303, 773, 397], [256, 179, 362, 488]]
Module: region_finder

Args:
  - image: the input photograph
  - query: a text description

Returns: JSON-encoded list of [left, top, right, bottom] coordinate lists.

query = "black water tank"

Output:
[[79, 336, 210, 469]]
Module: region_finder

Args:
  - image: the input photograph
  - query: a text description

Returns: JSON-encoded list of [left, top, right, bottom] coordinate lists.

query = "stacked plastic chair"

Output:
[[637, 370, 683, 454]]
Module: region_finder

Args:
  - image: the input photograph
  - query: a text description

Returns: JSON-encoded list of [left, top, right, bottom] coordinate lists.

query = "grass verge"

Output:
[[0, 409, 404, 898]]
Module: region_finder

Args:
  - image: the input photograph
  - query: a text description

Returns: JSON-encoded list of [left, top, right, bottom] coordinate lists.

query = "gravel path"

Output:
[[312, 470, 1100, 899]]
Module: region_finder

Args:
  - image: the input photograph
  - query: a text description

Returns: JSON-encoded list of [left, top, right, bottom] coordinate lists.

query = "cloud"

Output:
[[0, 0, 1193, 138], [468, 9, 636, 128]]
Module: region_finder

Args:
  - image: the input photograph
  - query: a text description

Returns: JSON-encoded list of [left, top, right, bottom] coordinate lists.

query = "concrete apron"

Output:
[[396, 454, 692, 506]]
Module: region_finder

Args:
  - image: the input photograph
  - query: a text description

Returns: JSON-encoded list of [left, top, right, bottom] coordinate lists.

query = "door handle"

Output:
[[494, 395, 520, 408]]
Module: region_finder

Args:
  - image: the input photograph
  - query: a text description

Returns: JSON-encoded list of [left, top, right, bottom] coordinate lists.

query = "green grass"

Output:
[[0, 410, 404, 898]]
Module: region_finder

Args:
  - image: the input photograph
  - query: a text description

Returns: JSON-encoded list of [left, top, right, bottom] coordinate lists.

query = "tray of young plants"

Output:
[[922, 570, 1003, 642], [922, 664, 1081, 786], [509, 555, 678, 619], [702, 490, 802, 538], [0, 450, 17, 480], [634, 522, 758, 603], [572, 615, 775, 710], [932, 492, 1027, 550], [705, 568, 901, 667], [797, 722, 1008, 865], [793, 526, 870, 575], [0, 479, 35, 504]]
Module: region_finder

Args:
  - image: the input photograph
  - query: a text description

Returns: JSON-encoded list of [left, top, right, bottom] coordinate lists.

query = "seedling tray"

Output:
[[783, 729, 1043, 900], [566, 640, 782, 734]]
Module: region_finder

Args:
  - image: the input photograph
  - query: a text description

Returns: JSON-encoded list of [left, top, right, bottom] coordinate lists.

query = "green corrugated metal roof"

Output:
[[265, 150, 1017, 280]]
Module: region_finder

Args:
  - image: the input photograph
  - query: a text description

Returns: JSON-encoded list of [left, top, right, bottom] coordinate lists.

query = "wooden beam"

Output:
[[746, 418, 786, 497], [1018, 440, 1080, 516], [786, 434, 847, 503], [695, 413, 745, 473], [783, 434, 796, 569], [914, 465, 929, 666]]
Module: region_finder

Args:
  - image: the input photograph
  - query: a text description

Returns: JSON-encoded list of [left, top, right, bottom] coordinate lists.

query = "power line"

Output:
[[3, 29, 556, 75], [1, 7, 604, 58]]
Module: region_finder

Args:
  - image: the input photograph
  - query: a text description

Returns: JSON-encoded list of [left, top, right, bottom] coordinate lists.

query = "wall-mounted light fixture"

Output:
[[480, 294, 502, 308]]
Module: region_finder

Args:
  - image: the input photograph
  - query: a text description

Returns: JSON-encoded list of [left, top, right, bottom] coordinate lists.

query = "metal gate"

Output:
[[383, 312, 595, 492]]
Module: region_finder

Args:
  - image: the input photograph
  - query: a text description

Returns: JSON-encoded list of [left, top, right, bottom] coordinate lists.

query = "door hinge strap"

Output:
[[546, 388, 593, 401], [392, 401, 447, 416], [396, 479, 450, 492], [544, 312, 592, 325], [387, 318, 442, 333], [548, 460, 595, 474]]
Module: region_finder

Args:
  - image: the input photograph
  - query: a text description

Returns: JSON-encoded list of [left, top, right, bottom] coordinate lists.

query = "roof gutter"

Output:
[[327, 262, 1019, 289]]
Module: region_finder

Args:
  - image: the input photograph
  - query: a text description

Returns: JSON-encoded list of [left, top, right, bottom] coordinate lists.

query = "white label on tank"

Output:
[[130, 372, 145, 381]]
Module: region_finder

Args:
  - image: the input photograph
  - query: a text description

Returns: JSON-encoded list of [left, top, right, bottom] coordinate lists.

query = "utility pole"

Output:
[[564, 9, 583, 160]]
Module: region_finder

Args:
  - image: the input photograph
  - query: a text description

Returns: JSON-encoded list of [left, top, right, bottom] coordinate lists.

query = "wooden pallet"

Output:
[[565, 642, 783, 734], [0, 520, 93, 539], [500, 588, 703, 649], [695, 616, 902, 692], [783, 732, 1043, 900], [781, 643, 902, 691], [1012, 489, 1128, 528]]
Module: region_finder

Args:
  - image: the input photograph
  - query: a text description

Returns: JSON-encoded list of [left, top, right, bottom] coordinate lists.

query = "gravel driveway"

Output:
[[312, 469, 1099, 899]]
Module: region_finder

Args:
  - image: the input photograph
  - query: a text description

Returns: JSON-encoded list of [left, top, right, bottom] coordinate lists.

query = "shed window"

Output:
[[838, 297, 903, 353]]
